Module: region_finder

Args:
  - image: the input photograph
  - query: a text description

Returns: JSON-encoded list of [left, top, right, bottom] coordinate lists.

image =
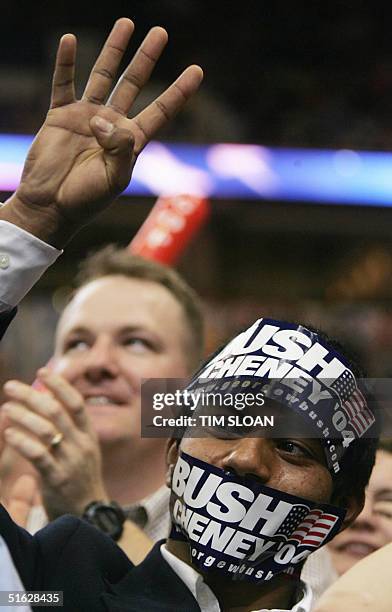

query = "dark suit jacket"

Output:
[[0, 307, 16, 341], [0, 506, 200, 612]]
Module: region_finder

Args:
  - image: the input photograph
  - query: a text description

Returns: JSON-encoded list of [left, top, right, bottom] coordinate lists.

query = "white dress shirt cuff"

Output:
[[0, 220, 62, 312]]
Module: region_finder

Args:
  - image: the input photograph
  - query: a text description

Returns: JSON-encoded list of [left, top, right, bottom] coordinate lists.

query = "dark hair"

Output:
[[74, 245, 204, 371], [286, 324, 379, 504]]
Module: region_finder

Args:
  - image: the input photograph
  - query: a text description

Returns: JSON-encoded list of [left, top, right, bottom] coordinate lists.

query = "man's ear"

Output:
[[165, 438, 180, 487], [333, 490, 365, 531]]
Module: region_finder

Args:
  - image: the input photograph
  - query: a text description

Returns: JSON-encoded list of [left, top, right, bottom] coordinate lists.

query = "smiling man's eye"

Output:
[[64, 339, 89, 352], [374, 503, 392, 520], [123, 337, 153, 351]]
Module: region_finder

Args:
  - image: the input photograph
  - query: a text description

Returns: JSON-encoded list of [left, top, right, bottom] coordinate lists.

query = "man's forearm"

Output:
[[0, 194, 75, 249]]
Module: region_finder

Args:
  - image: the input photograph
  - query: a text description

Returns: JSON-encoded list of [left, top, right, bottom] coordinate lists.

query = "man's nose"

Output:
[[351, 496, 378, 532], [220, 438, 274, 483], [83, 338, 120, 381]]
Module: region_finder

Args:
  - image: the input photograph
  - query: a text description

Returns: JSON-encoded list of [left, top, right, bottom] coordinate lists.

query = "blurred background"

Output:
[[2, 0, 392, 382]]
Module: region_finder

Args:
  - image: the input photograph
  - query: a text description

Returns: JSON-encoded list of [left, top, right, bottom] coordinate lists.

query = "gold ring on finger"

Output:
[[49, 432, 64, 449]]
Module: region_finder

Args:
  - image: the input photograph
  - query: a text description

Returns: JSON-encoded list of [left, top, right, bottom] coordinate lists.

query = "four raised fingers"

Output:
[[82, 18, 135, 106], [130, 64, 203, 154], [51, 16, 203, 154], [107, 26, 168, 116], [50, 33, 77, 109]]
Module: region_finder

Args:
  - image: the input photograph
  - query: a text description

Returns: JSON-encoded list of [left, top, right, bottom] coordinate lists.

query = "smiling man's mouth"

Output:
[[338, 542, 378, 556], [85, 396, 122, 406]]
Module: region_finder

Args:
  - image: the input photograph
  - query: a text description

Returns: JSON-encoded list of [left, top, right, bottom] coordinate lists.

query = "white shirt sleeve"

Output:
[[0, 220, 62, 312], [0, 535, 32, 611]]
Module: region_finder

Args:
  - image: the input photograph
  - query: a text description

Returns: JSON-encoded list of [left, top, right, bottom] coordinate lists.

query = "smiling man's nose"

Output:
[[84, 338, 120, 381], [351, 496, 379, 532], [221, 438, 274, 483]]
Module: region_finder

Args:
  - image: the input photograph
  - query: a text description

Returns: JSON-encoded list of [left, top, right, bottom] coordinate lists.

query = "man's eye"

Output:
[[123, 337, 153, 352], [64, 339, 89, 352], [374, 504, 392, 520], [276, 440, 314, 459]]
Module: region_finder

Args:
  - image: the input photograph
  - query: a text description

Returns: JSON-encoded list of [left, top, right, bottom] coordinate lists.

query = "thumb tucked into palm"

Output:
[[89, 116, 135, 196]]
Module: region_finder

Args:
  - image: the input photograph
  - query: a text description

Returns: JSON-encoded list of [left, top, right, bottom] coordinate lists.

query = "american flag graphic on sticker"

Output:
[[277, 506, 339, 547], [331, 369, 375, 437], [331, 369, 357, 402]]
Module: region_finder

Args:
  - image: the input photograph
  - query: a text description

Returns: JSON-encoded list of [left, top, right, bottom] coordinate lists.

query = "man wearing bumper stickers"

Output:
[[162, 318, 379, 611], [0, 318, 379, 610]]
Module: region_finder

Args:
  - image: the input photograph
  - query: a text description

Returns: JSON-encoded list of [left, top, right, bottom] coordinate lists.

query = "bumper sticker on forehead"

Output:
[[170, 452, 346, 584], [186, 318, 377, 475]]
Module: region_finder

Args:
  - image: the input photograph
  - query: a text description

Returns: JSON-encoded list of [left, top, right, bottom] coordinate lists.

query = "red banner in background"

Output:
[[128, 195, 210, 265]]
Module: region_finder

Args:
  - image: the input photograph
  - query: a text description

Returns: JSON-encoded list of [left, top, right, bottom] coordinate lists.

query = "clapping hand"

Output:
[[2, 370, 107, 520]]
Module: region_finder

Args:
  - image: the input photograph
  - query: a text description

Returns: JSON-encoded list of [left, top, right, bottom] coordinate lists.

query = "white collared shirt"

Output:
[[124, 484, 171, 541], [301, 546, 337, 602], [0, 219, 61, 312], [161, 545, 313, 612]]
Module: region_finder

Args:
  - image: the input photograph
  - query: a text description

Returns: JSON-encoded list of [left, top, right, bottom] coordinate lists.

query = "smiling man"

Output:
[[327, 440, 392, 575], [2, 247, 204, 549], [0, 317, 379, 611]]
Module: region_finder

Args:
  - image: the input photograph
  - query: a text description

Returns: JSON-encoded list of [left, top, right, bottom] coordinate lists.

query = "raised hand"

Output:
[[0, 18, 203, 247]]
